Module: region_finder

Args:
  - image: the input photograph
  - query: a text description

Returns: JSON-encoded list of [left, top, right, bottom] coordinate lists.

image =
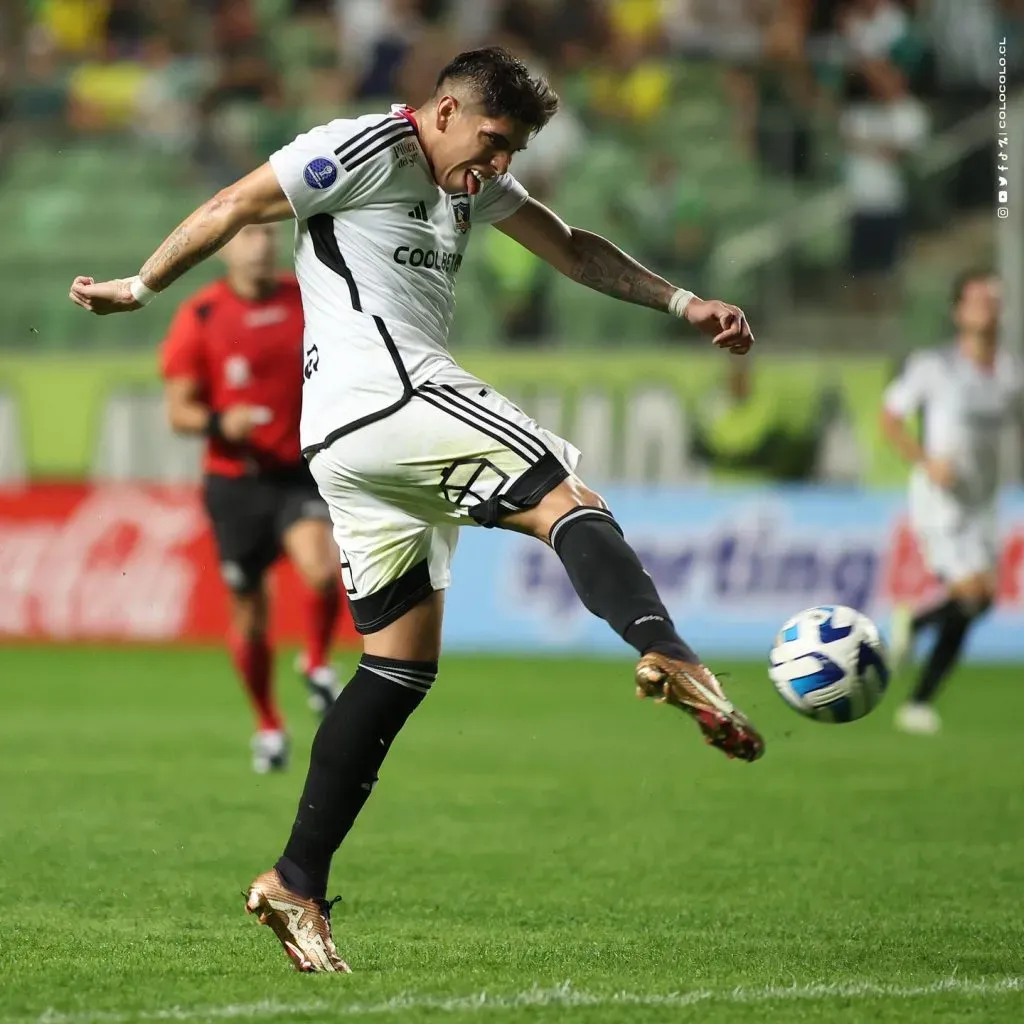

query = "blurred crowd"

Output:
[[0, 0, 1021, 349], [4, 2, 1020, 178]]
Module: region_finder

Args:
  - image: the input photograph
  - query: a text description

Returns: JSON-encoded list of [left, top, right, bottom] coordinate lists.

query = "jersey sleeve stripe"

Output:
[[332, 115, 403, 160], [342, 126, 417, 171]]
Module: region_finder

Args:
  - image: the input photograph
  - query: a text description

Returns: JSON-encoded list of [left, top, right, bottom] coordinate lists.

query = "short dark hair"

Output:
[[951, 267, 996, 306], [434, 47, 559, 135]]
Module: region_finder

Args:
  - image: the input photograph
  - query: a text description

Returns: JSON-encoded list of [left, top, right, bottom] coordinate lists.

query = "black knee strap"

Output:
[[548, 506, 622, 555], [360, 654, 438, 693]]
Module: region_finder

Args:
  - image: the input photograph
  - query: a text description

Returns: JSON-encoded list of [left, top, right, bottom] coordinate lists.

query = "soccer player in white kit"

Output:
[[69, 48, 765, 972], [881, 270, 1021, 735]]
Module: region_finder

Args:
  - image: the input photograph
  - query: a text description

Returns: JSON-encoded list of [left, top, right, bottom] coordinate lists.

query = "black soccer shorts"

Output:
[[202, 464, 332, 594]]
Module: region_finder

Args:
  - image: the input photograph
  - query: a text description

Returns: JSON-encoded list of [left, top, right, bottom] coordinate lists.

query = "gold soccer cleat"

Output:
[[245, 869, 351, 973], [636, 653, 765, 762]]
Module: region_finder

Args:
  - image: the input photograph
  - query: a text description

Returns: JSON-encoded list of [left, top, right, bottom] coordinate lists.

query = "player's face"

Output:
[[955, 277, 1001, 338], [222, 224, 278, 281], [432, 97, 530, 195]]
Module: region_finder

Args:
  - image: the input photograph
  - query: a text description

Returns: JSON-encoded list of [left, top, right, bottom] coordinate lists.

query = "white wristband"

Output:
[[128, 275, 157, 306], [668, 288, 696, 318]]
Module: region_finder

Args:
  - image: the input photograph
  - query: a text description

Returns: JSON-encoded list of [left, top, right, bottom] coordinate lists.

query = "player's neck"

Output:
[[408, 105, 437, 179], [959, 333, 998, 370], [227, 274, 277, 302]]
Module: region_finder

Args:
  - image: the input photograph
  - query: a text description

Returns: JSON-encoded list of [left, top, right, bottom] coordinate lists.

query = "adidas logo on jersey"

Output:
[[407, 201, 429, 222]]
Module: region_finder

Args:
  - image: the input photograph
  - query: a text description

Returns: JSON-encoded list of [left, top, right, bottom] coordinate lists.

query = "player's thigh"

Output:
[[202, 474, 279, 594], [276, 470, 338, 589], [309, 449, 457, 645], [361, 588, 445, 663], [945, 521, 999, 606], [308, 374, 580, 640], [917, 518, 998, 604], [349, 375, 583, 528]]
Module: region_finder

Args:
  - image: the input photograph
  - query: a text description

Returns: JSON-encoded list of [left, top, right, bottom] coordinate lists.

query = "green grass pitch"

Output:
[[1, 645, 1022, 1023]]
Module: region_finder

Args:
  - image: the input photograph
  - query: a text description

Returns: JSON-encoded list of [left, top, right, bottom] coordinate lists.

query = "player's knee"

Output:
[[951, 576, 996, 618], [230, 591, 267, 639], [955, 591, 994, 620], [302, 562, 339, 593], [514, 478, 608, 541], [571, 480, 606, 510]]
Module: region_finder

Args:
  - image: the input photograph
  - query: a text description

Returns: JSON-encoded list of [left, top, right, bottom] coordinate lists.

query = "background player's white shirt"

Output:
[[883, 344, 1024, 510], [268, 106, 529, 454]]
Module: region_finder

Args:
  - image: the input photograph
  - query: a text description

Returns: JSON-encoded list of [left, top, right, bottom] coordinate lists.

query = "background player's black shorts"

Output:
[[202, 464, 331, 593]]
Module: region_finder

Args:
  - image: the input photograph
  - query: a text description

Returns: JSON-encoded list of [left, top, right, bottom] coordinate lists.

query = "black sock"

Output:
[[911, 596, 958, 635], [911, 604, 972, 704], [549, 507, 698, 663], [276, 654, 437, 899]]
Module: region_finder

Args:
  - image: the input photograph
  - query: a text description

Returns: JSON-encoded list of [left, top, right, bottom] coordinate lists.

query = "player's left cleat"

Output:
[[305, 665, 342, 717], [245, 869, 351, 973], [294, 655, 343, 717], [251, 730, 289, 774], [635, 654, 765, 762]]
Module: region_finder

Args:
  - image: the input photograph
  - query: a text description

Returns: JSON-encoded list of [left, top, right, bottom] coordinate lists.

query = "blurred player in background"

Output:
[[71, 47, 761, 973], [881, 270, 1022, 735], [161, 223, 344, 772]]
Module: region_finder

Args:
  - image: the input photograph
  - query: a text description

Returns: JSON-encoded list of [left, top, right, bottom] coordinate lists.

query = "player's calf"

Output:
[[275, 654, 437, 901], [504, 480, 763, 761], [903, 587, 993, 715]]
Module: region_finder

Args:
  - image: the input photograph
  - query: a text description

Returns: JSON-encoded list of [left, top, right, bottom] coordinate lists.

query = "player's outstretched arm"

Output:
[[496, 198, 753, 353], [68, 164, 293, 316]]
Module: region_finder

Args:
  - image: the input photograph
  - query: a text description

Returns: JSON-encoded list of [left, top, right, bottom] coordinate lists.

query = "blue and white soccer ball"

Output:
[[769, 605, 890, 723]]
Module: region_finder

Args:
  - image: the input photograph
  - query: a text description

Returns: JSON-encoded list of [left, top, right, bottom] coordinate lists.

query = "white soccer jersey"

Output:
[[268, 106, 530, 453], [883, 344, 1024, 509]]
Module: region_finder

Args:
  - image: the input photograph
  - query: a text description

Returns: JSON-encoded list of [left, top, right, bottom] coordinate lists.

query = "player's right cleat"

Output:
[[251, 730, 289, 774], [245, 869, 351, 973], [635, 654, 765, 762], [889, 603, 915, 674]]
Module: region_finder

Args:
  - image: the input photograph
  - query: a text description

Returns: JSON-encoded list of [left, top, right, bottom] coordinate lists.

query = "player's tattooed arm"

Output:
[[139, 196, 239, 291], [496, 199, 674, 311], [139, 164, 294, 291], [566, 228, 675, 311], [69, 164, 294, 314], [497, 198, 753, 353]]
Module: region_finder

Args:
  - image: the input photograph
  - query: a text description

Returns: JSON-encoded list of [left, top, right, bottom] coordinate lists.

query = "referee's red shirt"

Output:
[[160, 275, 306, 477]]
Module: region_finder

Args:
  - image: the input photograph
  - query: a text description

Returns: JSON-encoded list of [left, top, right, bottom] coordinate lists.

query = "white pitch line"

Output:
[[20, 976, 1024, 1024]]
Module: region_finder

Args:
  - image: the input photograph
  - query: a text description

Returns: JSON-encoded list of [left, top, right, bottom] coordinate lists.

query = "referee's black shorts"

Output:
[[202, 463, 331, 593]]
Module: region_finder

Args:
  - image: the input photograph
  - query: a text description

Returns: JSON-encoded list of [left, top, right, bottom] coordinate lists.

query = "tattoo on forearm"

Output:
[[139, 195, 240, 290], [569, 229, 675, 311]]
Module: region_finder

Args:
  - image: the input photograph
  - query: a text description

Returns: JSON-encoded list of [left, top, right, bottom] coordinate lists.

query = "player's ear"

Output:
[[435, 95, 457, 132]]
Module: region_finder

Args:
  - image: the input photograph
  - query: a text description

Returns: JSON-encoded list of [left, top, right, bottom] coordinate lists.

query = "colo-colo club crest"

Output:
[[452, 195, 471, 233]]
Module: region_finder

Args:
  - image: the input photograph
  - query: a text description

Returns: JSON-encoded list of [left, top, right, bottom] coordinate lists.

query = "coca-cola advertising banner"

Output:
[[442, 487, 1024, 661], [5, 484, 1023, 659], [0, 485, 359, 644]]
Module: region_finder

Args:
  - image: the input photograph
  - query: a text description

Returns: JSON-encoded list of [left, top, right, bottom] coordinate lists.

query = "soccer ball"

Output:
[[769, 605, 890, 723]]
